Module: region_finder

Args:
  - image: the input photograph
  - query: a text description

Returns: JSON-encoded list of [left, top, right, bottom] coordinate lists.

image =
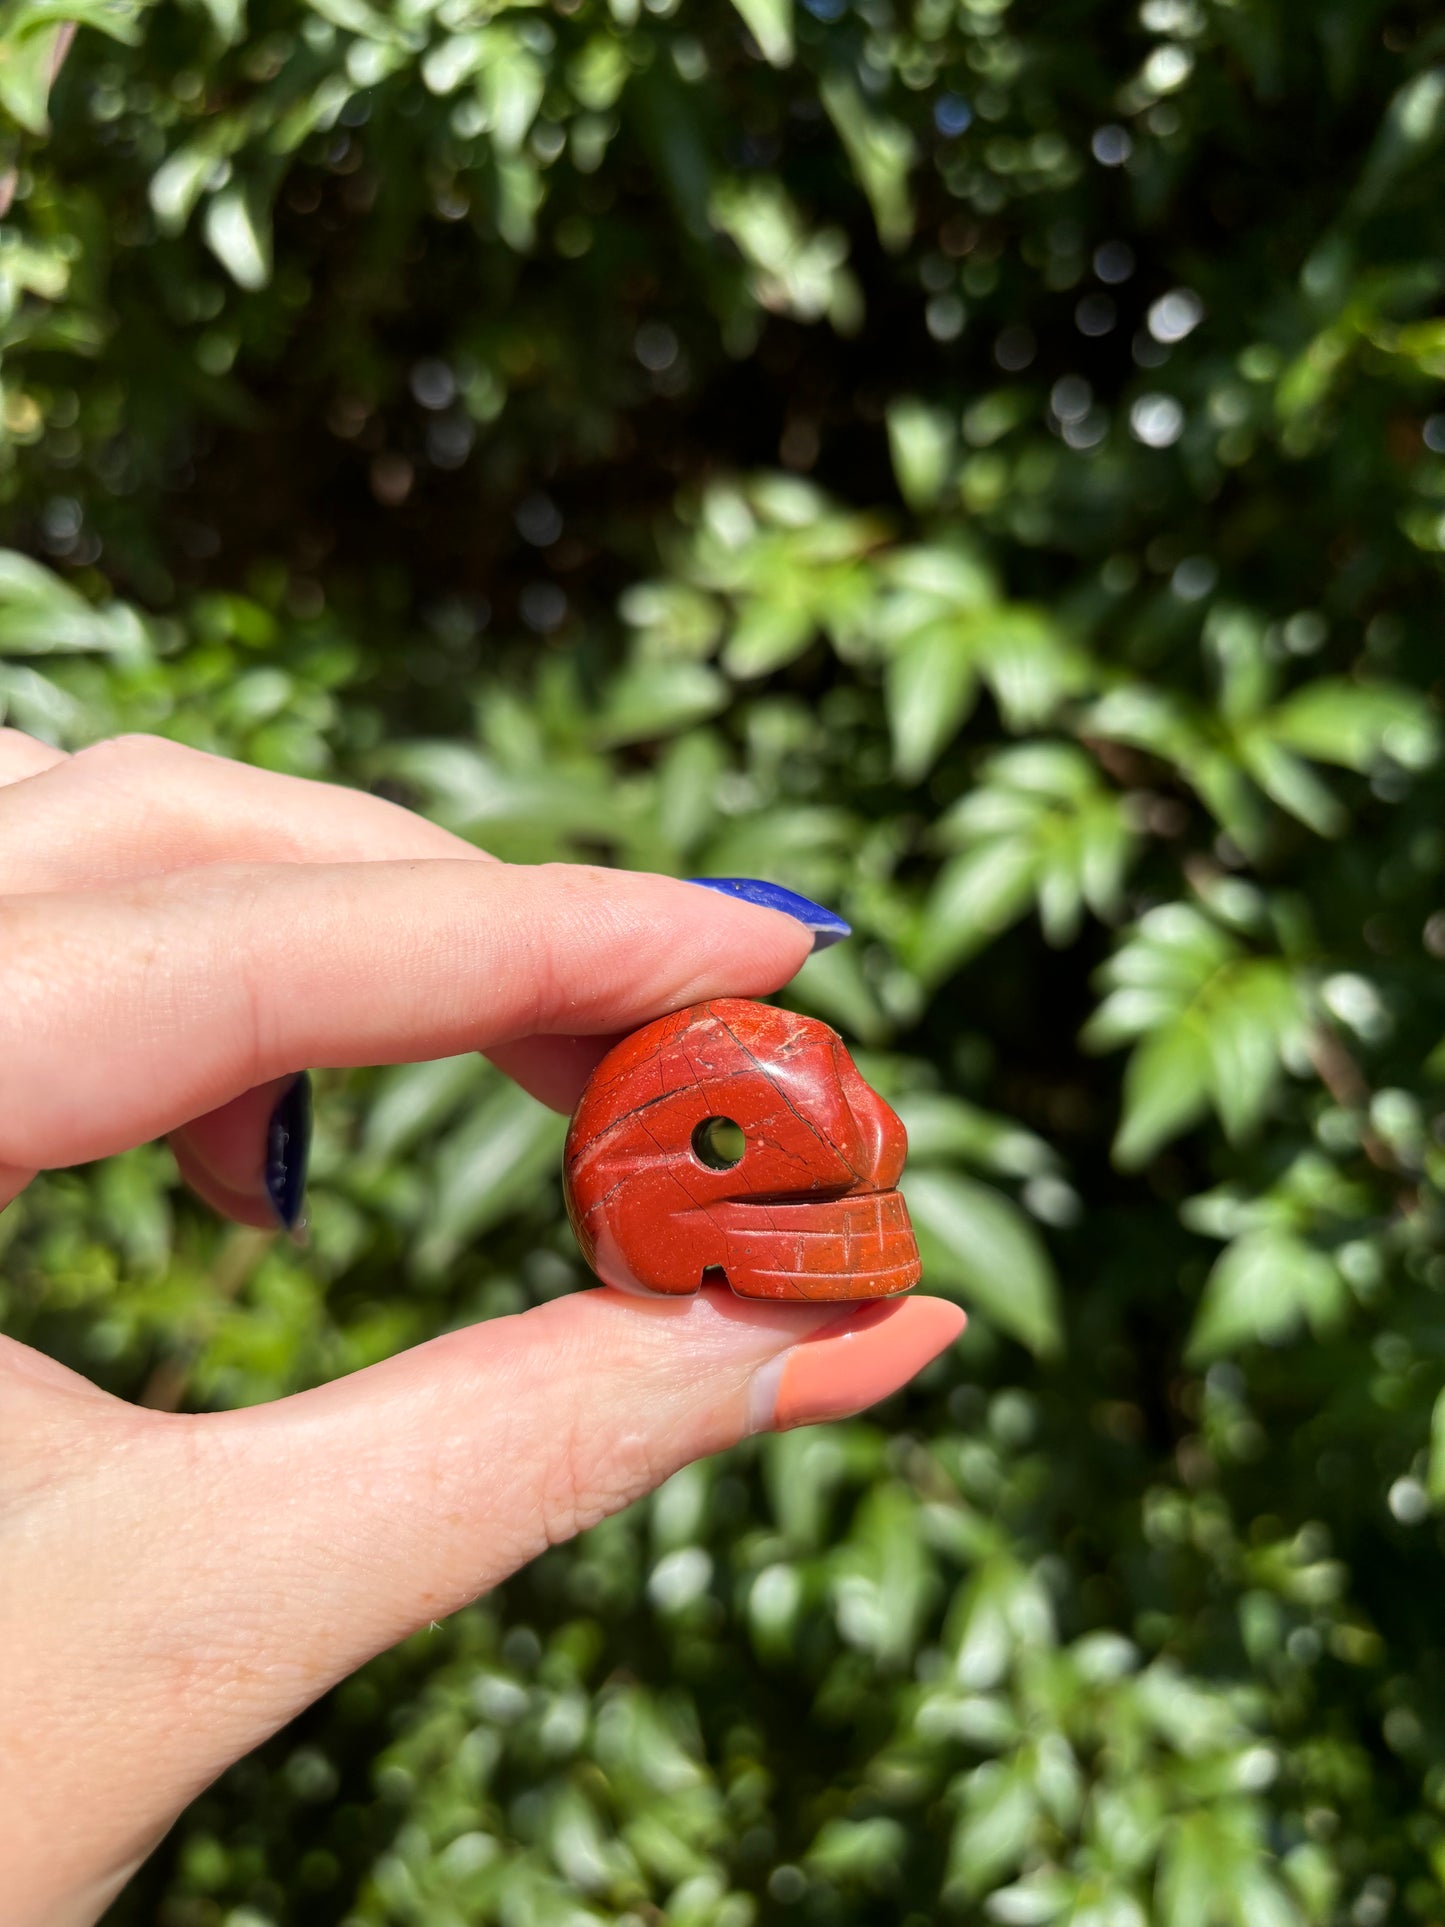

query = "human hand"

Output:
[[0, 731, 965, 1925]]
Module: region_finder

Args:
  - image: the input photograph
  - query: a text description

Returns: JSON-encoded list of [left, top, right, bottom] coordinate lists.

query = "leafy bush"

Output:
[[4, 0, 1445, 1920]]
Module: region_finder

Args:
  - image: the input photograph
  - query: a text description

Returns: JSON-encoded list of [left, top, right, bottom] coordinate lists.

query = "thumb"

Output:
[[2, 1289, 964, 1924]]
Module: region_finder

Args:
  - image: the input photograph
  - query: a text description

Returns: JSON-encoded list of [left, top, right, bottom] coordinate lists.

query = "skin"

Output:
[[0, 730, 964, 1924]]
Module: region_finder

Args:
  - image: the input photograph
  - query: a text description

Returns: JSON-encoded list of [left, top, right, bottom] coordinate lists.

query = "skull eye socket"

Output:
[[691, 1115, 746, 1170]]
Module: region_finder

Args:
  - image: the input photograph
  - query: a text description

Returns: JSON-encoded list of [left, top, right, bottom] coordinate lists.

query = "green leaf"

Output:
[[0, 552, 146, 656], [946, 1761, 1039, 1900], [1239, 734, 1345, 836], [832, 1483, 934, 1666], [1088, 907, 1307, 1162], [479, 37, 546, 154], [710, 177, 861, 331], [893, 1092, 1055, 1179], [1202, 963, 1304, 1142], [983, 1872, 1077, 1925], [917, 746, 1136, 978], [362, 1055, 489, 1162], [1112, 1019, 1212, 1169], [885, 617, 981, 782], [1158, 1812, 1245, 1927], [632, 60, 716, 240], [418, 1081, 568, 1273], [1086, 906, 1233, 1029], [787, 943, 890, 1047], [746, 1560, 803, 1656], [887, 398, 955, 512], [593, 661, 729, 747], [0, 662, 84, 735], [0, 233, 69, 304], [193, 0, 246, 44], [203, 181, 273, 290], [0, 18, 66, 134], [0, 3, 145, 132], [1187, 1230, 1346, 1362], [379, 742, 621, 843], [652, 729, 726, 857], [946, 1552, 1056, 1691], [305, 0, 398, 38], [763, 1426, 854, 1551], [1269, 679, 1438, 772], [903, 1168, 1062, 1356], [1208, 604, 1274, 725], [909, 839, 1038, 985], [975, 608, 1083, 730], [1351, 66, 1445, 215], [620, 581, 723, 660], [1234, 1873, 1305, 1927], [807, 1816, 908, 1885], [721, 599, 815, 679], [150, 141, 226, 233], [820, 72, 915, 252], [1427, 1387, 1445, 1505], [881, 541, 997, 609], [728, 0, 792, 67], [702, 804, 855, 887], [2, 0, 142, 40], [1083, 684, 1201, 767]]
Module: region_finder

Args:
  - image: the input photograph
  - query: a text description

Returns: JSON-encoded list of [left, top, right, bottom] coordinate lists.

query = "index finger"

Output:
[[0, 728, 67, 785], [0, 859, 814, 1170]]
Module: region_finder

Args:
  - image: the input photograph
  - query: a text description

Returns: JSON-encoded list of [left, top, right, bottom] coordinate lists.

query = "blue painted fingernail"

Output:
[[686, 876, 851, 952], [265, 1072, 312, 1234]]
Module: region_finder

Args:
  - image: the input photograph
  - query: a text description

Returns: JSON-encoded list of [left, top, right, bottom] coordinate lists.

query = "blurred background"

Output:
[[3, 0, 1445, 1920]]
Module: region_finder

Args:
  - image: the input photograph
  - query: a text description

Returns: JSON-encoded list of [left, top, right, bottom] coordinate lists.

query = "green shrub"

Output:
[[4, 0, 1445, 1920]]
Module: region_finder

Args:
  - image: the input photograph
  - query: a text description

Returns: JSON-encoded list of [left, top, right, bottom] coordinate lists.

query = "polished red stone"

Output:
[[563, 999, 922, 1301]]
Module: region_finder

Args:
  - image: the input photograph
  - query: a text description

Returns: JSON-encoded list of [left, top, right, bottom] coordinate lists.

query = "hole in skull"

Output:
[[691, 1115, 746, 1170]]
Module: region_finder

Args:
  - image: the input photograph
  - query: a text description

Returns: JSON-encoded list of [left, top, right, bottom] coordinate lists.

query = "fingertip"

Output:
[[0, 727, 67, 785], [169, 1137, 281, 1230], [486, 1033, 626, 1113], [684, 876, 851, 953], [628, 870, 819, 995], [169, 1073, 310, 1232], [264, 1073, 312, 1233], [757, 1294, 966, 1433], [486, 870, 817, 1102], [0, 1161, 36, 1211]]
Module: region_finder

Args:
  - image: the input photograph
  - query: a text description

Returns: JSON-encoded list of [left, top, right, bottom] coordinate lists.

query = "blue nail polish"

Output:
[[265, 1073, 312, 1233], [686, 877, 851, 952]]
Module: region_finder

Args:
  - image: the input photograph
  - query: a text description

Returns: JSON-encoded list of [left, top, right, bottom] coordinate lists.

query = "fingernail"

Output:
[[686, 876, 850, 952], [264, 1073, 312, 1235], [749, 1297, 966, 1433]]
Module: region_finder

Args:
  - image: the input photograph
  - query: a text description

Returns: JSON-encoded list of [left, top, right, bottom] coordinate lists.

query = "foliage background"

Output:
[[4, 0, 1445, 1919]]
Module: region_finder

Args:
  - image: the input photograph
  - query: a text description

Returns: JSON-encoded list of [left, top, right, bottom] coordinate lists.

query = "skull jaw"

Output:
[[580, 1190, 922, 1302]]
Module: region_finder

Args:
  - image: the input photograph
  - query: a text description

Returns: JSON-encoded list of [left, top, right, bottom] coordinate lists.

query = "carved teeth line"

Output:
[[714, 1185, 895, 1208]]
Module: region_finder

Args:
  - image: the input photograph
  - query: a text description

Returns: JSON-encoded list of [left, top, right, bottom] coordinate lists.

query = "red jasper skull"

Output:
[[563, 999, 921, 1301]]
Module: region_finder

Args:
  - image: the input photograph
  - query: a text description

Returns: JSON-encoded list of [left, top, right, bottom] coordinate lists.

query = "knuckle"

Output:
[[72, 731, 192, 775], [72, 730, 156, 763], [135, 862, 275, 1082], [521, 863, 641, 1027], [0, 897, 52, 1165], [0, 726, 69, 786], [537, 1413, 664, 1547], [0, 724, 68, 758]]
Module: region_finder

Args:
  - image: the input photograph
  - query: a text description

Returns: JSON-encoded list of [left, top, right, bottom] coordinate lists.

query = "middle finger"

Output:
[[0, 732, 489, 894], [0, 737, 636, 1224]]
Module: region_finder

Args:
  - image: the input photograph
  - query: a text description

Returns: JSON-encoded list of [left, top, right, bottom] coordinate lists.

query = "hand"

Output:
[[0, 731, 965, 1926]]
